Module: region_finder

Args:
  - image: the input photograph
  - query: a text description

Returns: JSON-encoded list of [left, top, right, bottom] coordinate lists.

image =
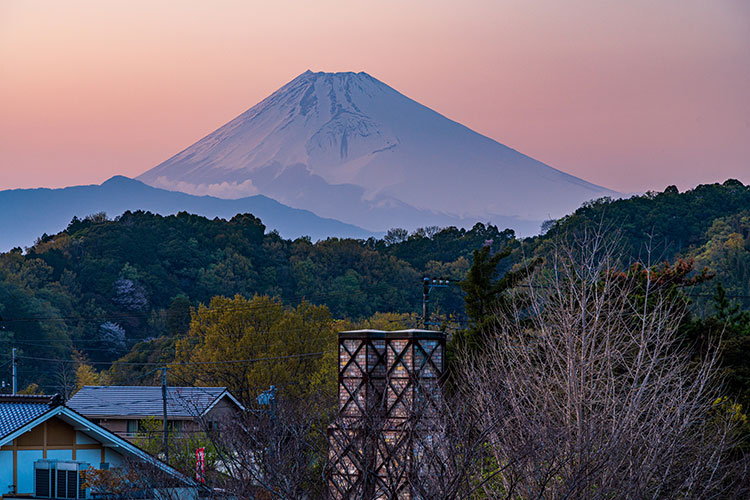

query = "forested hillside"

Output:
[[538, 179, 750, 303], [0, 180, 747, 397]]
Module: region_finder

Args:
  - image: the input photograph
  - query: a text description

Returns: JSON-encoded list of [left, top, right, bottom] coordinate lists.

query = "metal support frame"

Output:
[[328, 330, 445, 499]]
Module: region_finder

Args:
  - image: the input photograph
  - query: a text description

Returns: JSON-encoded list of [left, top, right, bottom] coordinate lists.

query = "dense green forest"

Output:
[[538, 179, 750, 302], [0, 180, 748, 404]]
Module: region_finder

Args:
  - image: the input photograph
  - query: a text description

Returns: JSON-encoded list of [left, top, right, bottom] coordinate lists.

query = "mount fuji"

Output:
[[138, 70, 618, 235]]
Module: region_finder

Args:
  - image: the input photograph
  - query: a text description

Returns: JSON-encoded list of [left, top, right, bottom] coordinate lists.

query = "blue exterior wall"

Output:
[[46, 449, 73, 461], [105, 447, 124, 467], [17, 449, 44, 494], [0, 450, 13, 495], [77, 448, 102, 467]]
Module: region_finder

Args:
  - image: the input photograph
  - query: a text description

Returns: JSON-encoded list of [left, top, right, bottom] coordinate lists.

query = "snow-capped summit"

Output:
[[138, 70, 617, 234]]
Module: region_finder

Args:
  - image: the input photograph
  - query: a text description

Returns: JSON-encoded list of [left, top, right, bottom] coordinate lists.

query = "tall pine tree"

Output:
[[458, 244, 537, 352]]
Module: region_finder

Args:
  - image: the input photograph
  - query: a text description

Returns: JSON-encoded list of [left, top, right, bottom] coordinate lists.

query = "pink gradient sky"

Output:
[[1, 0, 748, 194]]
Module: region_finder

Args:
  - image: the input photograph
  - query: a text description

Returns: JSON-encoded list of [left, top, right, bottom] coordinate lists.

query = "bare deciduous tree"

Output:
[[84, 457, 196, 500], [54, 359, 77, 400], [457, 230, 747, 499], [210, 397, 333, 499], [406, 390, 505, 500]]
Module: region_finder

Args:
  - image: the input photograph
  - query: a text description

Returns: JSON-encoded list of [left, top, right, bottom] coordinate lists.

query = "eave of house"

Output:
[[201, 389, 246, 416], [84, 414, 195, 421]]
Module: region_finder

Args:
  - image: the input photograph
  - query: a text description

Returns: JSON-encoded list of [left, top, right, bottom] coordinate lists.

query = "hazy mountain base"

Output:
[[0, 175, 544, 252], [0, 176, 375, 251], [148, 162, 545, 235]]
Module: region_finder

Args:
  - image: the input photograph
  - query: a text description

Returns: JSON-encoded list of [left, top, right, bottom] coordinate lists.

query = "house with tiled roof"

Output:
[[67, 386, 243, 440], [0, 394, 196, 499]]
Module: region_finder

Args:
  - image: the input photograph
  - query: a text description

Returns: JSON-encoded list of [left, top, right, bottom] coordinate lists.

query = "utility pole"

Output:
[[422, 277, 451, 328], [423, 278, 430, 327], [257, 385, 277, 420], [12, 348, 17, 395], [258, 385, 277, 460], [162, 366, 169, 462]]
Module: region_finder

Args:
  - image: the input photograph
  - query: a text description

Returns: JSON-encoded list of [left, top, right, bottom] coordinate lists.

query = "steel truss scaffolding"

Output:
[[327, 329, 445, 500]]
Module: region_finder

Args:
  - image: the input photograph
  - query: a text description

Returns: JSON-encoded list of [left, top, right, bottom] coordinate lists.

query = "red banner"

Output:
[[196, 447, 206, 483]]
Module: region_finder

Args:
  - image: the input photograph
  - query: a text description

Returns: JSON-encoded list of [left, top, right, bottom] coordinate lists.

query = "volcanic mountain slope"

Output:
[[138, 70, 618, 234]]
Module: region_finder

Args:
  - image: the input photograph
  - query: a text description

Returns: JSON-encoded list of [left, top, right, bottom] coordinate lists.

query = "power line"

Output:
[[5, 315, 419, 351], [16, 350, 335, 367], [1, 269, 465, 325], [513, 283, 750, 300], [684, 293, 750, 300], [0, 299, 284, 323], [0, 280, 437, 324], [0, 283, 744, 327]]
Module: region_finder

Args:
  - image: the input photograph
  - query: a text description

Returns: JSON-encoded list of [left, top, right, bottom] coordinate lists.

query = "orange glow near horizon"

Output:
[[1, 0, 748, 193]]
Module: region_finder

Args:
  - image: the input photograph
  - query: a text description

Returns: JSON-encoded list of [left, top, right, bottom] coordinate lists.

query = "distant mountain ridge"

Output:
[[0, 176, 374, 251], [138, 70, 619, 234]]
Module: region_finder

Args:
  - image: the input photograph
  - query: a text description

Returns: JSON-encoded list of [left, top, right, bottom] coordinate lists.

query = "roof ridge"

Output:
[[80, 385, 227, 389], [0, 394, 61, 405]]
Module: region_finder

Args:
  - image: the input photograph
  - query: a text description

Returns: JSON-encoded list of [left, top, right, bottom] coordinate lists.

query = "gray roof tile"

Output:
[[0, 395, 58, 440], [66, 386, 230, 419]]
